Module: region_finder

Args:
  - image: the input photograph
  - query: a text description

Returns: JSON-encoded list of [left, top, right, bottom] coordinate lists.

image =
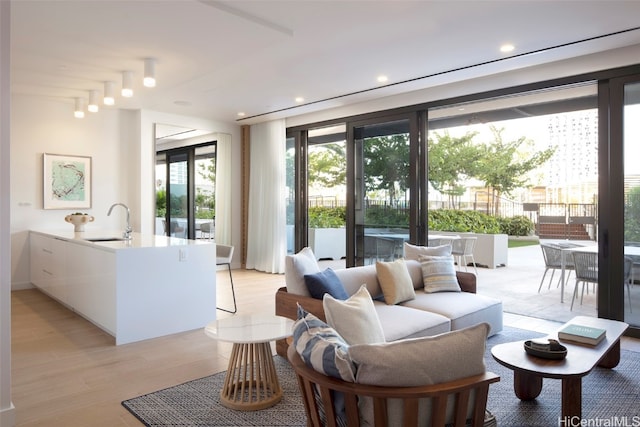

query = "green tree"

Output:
[[363, 134, 410, 205], [308, 143, 346, 189], [625, 186, 640, 241], [428, 130, 483, 209], [476, 125, 556, 215]]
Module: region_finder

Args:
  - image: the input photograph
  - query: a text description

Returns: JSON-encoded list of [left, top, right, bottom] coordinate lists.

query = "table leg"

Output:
[[220, 342, 283, 411], [561, 377, 582, 419], [513, 370, 542, 400], [598, 340, 621, 368]]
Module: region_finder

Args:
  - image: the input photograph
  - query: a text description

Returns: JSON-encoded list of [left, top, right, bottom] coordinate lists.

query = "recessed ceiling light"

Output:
[[500, 44, 515, 53], [237, 112, 246, 117], [295, 97, 304, 103], [173, 100, 191, 106], [377, 75, 388, 83]]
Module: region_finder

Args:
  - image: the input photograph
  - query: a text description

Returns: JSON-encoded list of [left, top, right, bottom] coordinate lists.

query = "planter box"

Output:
[[436, 232, 508, 269], [309, 228, 345, 260]]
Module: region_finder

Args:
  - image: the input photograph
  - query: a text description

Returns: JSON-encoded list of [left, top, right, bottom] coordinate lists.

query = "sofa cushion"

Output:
[[401, 292, 503, 337], [376, 259, 415, 304], [285, 247, 320, 297], [404, 242, 451, 261], [372, 301, 451, 341], [292, 305, 355, 382], [333, 264, 382, 298], [323, 285, 386, 345], [419, 255, 461, 293], [304, 268, 349, 300]]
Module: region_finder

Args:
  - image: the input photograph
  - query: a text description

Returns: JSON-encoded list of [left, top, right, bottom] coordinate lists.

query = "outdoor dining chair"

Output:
[[451, 236, 478, 275], [571, 251, 598, 310]]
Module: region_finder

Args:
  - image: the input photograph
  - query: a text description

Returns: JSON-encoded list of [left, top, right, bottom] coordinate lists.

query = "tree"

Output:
[[476, 125, 556, 215], [363, 134, 410, 205], [428, 130, 483, 209], [307, 143, 346, 189]]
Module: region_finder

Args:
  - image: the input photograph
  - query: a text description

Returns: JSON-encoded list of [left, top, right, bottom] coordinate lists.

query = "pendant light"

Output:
[[143, 58, 156, 87], [121, 71, 133, 97], [74, 98, 85, 118], [103, 81, 115, 105]]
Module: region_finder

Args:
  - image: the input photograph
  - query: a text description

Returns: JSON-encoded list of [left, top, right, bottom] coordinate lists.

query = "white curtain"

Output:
[[214, 133, 232, 245], [246, 120, 287, 273]]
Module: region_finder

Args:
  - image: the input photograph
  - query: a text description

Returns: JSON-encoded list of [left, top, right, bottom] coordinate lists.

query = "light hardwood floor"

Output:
[[10, 268, 640, 426], [11, 269, 285, 427]]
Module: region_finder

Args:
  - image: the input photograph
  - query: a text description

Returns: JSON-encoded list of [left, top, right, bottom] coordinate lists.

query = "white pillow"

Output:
[[323, 285, 385, 345], [284, 247, 320, 297], [376, 259, 415, 305], [403, 242, 452, 261], [419, 254, 461, 293]]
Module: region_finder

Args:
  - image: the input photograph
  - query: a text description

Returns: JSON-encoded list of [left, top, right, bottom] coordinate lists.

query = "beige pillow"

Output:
[[376, 259, 415, 305], [403, 242, 452, 261], [419, 254, 461, 293], [348, 322, 489, 386], [323, 285, 385, 345]]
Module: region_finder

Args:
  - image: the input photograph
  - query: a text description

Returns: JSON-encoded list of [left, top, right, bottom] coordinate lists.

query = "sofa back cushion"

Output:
[[285, 247, 320, 297], [333, 264, 382, 298], [404, 242, 452, 260]]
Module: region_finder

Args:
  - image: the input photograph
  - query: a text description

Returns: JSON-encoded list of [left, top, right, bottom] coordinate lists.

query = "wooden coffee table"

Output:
[[491, 316, 628, 419], [204, 314, 294, 410]]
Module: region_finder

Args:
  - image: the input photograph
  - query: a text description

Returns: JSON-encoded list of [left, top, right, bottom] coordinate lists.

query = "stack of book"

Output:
[[558, 323, 606, 345]]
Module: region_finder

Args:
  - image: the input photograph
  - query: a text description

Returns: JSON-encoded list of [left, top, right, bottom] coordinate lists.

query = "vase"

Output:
[[65, 214, 94, 232]]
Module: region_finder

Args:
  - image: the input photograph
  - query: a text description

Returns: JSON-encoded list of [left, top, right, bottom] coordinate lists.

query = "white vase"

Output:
[[65, 214, 94, 232]]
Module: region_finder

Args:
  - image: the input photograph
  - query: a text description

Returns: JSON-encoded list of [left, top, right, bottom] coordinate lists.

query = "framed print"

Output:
[[43, 153, 92, 209]]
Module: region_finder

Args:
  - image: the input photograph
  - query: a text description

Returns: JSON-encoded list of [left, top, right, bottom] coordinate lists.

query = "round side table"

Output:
[[204, 314, 294, 411]]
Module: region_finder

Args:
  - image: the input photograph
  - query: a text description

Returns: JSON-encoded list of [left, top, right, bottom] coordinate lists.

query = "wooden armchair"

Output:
[[288, 347, 499, 427]]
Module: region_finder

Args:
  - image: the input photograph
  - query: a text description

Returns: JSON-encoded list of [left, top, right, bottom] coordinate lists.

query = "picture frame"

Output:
[[43, 153, 92, 210]]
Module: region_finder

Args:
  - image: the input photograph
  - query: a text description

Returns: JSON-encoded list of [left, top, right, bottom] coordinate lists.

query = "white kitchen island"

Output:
[[29, 229, 216, 345]]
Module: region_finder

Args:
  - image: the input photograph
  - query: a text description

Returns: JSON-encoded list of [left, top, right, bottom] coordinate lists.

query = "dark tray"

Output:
[[524, 340, 568, 360]]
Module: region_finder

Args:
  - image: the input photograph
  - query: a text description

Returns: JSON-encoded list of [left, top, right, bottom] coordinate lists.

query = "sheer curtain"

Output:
[[245, 119, 287, 273], [214, 133, 231, 245]]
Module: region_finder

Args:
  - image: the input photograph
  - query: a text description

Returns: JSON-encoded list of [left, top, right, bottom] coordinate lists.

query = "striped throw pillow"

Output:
[[419, 255, 461, 293], [292, 305, 355, 382]]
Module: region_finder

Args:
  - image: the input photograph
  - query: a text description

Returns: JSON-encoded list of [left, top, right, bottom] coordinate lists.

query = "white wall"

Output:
[[10, 96, 242, 290]]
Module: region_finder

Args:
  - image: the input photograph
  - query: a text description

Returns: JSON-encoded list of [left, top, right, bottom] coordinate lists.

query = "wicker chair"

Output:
[[288, 346, 499, 427]]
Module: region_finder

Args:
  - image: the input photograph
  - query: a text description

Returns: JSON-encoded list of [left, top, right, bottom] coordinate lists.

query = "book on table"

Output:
[[558, 323, 606, 345]]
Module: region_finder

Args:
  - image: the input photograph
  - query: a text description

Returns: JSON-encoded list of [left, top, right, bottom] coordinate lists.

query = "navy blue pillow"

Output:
[[304, 268, 349, 300]]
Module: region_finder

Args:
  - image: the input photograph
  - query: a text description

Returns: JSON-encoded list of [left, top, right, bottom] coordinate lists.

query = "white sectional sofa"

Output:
[[275, 246, 503, 356]]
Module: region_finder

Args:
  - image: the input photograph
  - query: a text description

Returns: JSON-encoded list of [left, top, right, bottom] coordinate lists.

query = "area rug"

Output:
[[122, 326, 640, 427]]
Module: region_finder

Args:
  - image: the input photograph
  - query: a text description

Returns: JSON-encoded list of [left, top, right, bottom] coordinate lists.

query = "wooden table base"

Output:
[[220, 341, 283, 411]]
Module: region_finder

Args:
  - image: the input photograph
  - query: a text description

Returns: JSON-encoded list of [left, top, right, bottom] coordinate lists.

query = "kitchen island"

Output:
[[29, 229, 216, 345]]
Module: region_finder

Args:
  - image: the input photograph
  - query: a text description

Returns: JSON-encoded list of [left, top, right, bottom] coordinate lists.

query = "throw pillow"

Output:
[[323, 285, 386, 345], [419, 254, 461, 293], [292, 305, 355, 382], [348, 322, 489, 386], [403, 242, 452, 261], [375, 259, 415, 305], [284, 247, 321, 297], [304, 268, 349, 300]]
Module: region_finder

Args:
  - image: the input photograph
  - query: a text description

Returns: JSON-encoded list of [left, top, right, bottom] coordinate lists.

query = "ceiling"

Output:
[[10, 1, 640, 125]]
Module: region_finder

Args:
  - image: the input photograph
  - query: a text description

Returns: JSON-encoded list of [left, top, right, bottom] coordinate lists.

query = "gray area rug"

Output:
[[122, 326, 640, 427]]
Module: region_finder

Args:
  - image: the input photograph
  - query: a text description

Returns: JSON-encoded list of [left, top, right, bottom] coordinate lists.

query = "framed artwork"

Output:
[[43, 153, 92, 209]]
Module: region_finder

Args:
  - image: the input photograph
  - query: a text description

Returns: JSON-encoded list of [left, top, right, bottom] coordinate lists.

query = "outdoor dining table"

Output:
[[559, 244, 640, 303]]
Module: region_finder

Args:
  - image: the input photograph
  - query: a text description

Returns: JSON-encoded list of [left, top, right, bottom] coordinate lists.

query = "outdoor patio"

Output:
[[320, 239, 640, 326]]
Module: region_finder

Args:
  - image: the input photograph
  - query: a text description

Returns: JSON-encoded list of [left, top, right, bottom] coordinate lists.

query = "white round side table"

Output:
[[204, 314, 294, 411]]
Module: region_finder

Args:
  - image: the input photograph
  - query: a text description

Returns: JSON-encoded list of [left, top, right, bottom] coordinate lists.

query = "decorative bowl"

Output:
[[524, 339, 567, 360]]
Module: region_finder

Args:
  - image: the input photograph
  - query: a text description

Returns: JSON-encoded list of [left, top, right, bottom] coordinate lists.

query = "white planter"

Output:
[[309, 228, 345, 260], [436, 232, 508, 269]]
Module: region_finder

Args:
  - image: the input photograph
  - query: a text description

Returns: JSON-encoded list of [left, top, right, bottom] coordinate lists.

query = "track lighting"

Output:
[[88, 90, 99, 113], [74, 98, 85, 118], [143, 58, 156, 88], [121, 71, 133, 97], [103, 81, 115, 105]]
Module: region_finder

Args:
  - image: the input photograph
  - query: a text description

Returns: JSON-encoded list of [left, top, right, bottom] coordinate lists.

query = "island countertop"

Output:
[[30, 229, 213, 251]]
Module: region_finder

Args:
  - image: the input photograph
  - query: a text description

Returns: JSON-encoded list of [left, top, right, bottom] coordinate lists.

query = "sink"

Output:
[[84, 237, 126, 242]]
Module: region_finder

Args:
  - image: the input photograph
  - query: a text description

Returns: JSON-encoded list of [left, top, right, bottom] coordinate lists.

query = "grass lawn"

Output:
[[508, 239, 539, 249]]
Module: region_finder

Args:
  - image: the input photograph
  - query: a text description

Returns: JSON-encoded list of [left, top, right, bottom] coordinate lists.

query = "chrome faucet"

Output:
[[108, 203, 132, 240]]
